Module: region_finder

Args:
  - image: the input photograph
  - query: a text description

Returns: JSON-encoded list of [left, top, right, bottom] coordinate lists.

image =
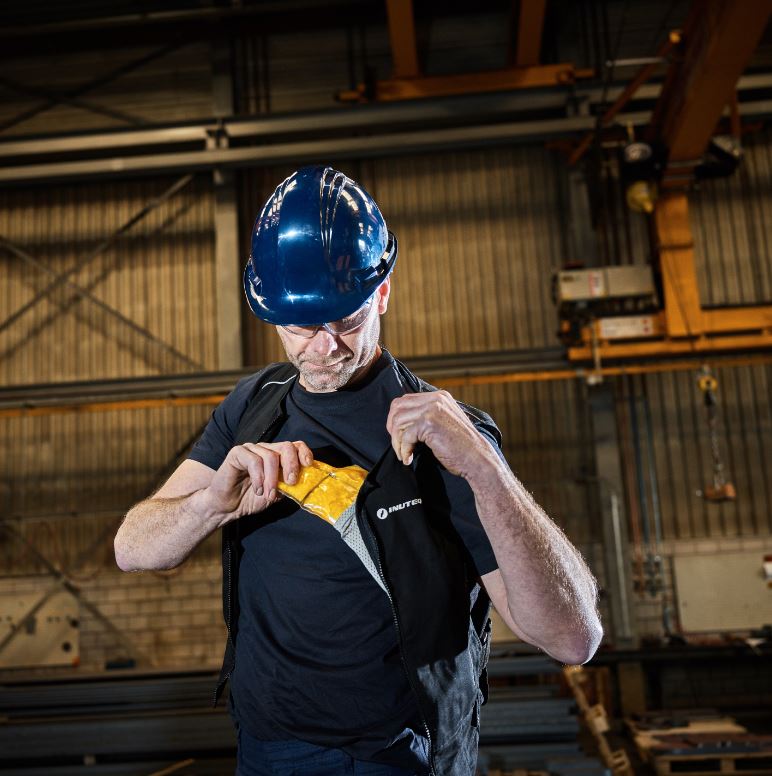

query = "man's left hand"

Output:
[[386, 391, 494, 479]]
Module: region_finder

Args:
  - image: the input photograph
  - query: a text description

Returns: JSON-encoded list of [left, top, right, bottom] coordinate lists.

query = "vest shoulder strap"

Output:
[[234, 362, 298, 445], [392, 356, 503, 449]]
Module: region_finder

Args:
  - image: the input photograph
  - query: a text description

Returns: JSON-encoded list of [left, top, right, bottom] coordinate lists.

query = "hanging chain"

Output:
[[697, 365, 736, 501]]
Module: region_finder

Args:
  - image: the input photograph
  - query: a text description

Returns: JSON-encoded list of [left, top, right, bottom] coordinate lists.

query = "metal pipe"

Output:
[[616, 378, 645, 589], [0, 114, 630, 184], [0, 74, 768, 183], [642, 383, 664, 549], [610, 490, 634, 639], [2, 353, 772, 416], [629, 388, 651, 546], [605, 57, 667, 68]]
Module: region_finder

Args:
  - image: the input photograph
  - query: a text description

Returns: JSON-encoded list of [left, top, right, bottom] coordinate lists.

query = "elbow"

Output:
[[558, 620, 604, 666], [114, 536, 137, 573], [113, 532, 153, 573]]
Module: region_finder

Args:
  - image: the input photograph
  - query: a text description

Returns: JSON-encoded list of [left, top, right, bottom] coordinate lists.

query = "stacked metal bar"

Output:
[[478, 651, 611, 776]]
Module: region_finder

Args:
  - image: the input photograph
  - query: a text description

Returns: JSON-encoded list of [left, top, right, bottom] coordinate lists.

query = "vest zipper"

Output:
[[212, 409, 285, 708], [355, 482, 437, 776]]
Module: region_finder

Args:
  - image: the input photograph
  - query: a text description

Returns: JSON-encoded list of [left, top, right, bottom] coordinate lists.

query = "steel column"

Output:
[[588, 385, 637, 648], [211, 41, 243, 370]]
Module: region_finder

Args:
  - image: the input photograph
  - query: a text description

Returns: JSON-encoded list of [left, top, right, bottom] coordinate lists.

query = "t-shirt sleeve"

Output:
[[188, 373, 262, 471]]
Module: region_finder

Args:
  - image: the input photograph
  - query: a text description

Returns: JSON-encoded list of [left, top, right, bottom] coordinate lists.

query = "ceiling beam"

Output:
[[651, 0, 772, 183], [386, 0, 420, 78], [515, 0, 547, 66]]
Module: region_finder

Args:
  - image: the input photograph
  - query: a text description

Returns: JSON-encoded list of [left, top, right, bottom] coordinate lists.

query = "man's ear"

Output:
[[377, 277, 391, 315]]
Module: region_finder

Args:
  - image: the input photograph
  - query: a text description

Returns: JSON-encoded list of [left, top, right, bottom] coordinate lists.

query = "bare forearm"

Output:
[[470, 450, 602, 663], [114, 490, 224, 572]]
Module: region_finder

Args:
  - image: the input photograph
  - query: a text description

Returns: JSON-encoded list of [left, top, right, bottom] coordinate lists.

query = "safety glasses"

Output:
[[280, 296, 375, 339]]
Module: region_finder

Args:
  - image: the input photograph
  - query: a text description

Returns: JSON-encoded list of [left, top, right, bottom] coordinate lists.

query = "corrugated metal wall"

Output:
[[234, 13, 509, 115], [0, 175, 217, 385], [369, 150, 566, 355], [0, 28, 222, 586], [691, 128, 772, 306], [452, 379, 597, 547], [0, 43, 213, 137], [0, 174, 219, 577], [639, 363, 772, 540]]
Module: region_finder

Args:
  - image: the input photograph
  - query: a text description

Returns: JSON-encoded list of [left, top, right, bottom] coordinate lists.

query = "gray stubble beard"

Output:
[[286, 315, 382, 393]]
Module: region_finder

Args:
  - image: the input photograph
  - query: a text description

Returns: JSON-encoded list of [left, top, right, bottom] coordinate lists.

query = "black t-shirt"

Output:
[[188, 351, 499, 769]]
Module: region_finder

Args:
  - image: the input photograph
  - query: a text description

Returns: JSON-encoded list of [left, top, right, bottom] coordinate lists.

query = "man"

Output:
[[115, 166, 602, 776]]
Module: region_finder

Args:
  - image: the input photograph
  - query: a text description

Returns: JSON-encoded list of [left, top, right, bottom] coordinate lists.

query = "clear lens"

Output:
[[282, 297, 374, 339]]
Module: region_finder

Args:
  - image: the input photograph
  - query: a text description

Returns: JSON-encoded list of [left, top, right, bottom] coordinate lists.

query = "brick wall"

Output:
[[0, 558, 225, 680]]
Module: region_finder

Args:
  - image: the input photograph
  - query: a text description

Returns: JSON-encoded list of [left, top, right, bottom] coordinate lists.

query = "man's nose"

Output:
[[307, 328, 338, 356]]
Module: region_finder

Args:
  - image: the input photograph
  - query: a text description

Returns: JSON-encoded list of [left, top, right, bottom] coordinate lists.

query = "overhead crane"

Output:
[[561, 0, 772, 364], [337, 0, 772, 365]]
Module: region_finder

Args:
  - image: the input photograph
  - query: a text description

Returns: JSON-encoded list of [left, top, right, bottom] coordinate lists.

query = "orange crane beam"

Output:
[[515, 0, 547, 67], [651, 0, 772, 186], [656, 192, 704, 337], [385, 0, 420, 79]]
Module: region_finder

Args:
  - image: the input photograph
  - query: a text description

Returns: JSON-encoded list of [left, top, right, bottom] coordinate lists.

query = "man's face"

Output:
[[276, 278, 391, 393]]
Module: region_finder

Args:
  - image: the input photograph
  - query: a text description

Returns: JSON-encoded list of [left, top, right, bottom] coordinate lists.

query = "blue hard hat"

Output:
[[243, 165, 397, 325]]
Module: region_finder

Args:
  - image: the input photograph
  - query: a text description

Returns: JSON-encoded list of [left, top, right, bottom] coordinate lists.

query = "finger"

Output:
[[386, 399, 399, 435], [246, 454, 265, 496], [293, 440, 314, 467], [391, 425, 404, 461], [386, 395, 413, 436], [258, 448, 281, 500], [400, 426, 419, 466], [277, 442, 301, 485], [226, 446, 266, 496]]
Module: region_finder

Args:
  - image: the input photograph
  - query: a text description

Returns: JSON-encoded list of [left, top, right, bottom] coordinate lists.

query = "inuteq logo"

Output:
[[376, 498, 422, 520]]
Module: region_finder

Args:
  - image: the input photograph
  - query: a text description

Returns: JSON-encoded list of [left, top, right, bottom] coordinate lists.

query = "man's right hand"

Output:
[[116, 442, 313, 572], [202, 440, 314, 522]]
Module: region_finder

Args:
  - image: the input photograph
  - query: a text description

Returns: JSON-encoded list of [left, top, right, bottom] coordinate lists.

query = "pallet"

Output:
[[645, 733, 772, 776], [627, 717, 747, 763], [564, 666, 634, 776], [652, 750, 772, 776], [627, 714, 772, 775]]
